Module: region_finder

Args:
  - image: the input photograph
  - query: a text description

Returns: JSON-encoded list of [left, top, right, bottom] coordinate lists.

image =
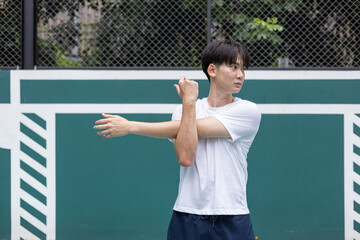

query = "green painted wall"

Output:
[[54, 113, 344, 240], [248, 114, 344, 239], [0, 70, 10, 103], [20, 79, 360, 104], [1, 70, 356, 239], [56, 114, 179, 240], [0, 148, 11, 239]]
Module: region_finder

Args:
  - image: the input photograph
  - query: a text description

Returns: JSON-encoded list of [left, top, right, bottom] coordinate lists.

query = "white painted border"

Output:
[[10, 69, 360, 80], [5, 70, 360, 240], [1, 104, 360, 115]]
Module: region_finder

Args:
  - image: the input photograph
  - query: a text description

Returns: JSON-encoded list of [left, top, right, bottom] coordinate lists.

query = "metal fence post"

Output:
[[207, 0, 211, 44], [21, 0, 36, 69]]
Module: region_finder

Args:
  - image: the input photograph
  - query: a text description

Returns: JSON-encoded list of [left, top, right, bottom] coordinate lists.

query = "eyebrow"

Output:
[[229, 62, 244, 67]]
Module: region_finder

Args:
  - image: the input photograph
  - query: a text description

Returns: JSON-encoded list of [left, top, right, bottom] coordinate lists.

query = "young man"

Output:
[[94, 40, 261, 240]]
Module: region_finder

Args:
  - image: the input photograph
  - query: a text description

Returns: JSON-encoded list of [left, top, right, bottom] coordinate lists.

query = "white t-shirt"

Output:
[[171, 97, 261, 215]]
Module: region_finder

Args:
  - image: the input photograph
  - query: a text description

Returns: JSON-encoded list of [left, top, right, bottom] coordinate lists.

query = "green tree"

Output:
[[0, 0, 21, 67], [35, 0, 359, 68]]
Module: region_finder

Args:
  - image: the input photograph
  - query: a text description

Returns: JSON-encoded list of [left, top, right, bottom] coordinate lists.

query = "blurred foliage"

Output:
[[0, 0, 21, 67], [1, 0, 359, 67]]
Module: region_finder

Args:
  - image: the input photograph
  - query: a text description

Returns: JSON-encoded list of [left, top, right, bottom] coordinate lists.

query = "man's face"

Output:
[[214, 56, 245, 94]]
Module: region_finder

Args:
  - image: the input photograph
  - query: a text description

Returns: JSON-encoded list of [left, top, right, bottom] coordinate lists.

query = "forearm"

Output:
[[94, 113, 229, 140], [130, 120, 180, 139], [174, 101, 198, 166]]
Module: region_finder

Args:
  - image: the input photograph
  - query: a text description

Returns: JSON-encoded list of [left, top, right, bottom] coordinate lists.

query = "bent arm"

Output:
[[174, 100, 198, 167]]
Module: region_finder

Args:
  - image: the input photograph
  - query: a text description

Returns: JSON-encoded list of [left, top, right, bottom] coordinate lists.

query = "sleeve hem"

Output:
[[212, 115, 237, 142]]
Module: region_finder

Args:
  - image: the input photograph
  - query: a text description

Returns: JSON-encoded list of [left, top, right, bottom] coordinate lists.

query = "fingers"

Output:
[[178, 76, 197, 85], [95, 113, 119, 124], [174, 84, 180, 96], [179, 76, 186, 82], [102, 113, 116, 118], [97, 129, 110, 136], [178, 76, 187, 85], [94, 124, 114, 138], [94, 118, 109, 125], [93, 124, 108, 130], [94, 114, 122, 138], [97, 129, 115, 138]]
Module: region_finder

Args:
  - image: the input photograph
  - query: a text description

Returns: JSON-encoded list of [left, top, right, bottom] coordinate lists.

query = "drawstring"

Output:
[[201, 215, 218, 227]]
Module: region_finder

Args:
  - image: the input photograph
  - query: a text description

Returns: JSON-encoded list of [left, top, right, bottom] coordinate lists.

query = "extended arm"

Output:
[[94, 114, 230, 139], [94, 114, 180, 139]]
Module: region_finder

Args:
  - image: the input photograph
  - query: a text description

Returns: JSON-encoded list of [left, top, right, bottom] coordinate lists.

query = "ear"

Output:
[[207, 63, 217, 79]]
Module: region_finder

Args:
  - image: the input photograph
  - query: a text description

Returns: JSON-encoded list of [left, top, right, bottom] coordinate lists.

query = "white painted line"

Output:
[[20, 169, 47, 196], [344, 113, 353, 240], [17, 225, 41, 240], [19, 190, 47, 214], [0, 104, 357, 115], [10, 69, 360, 80], [20, 114, 47, 140], [20, 133, 47, 160], [20, 152, 47, 177], [19, 208, 47, 234]]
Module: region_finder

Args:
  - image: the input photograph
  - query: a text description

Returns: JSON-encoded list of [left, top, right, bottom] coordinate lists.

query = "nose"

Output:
[[236, 68, 244, 79]]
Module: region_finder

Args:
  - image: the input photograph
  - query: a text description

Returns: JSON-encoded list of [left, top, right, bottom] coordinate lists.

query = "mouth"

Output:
[[234, 82, 242, 88]]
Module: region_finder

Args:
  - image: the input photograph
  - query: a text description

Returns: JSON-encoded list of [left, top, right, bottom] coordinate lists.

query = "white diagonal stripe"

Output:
[[354, 152, 360, 167], [18, 225, 41, 240], [353, 192, 360, 209], [20, 169, 47, 196], [20, 208, 47, 233], [34, 112, 50, 125], [353, 211, 360, 229], [20, 132, 47, 159], [20, 114, 47, 139], [353, 172, 360, 189], [20, 152, 47, 177], [354, 215, 360, 228], [352, 229, 360, 240], [354, 135, 360, 152], [353, 114, 360, 131], [19, 189, 47, 214]]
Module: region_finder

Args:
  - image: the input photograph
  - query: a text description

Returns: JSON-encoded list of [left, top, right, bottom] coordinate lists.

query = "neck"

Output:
[[207, 85, 234, 108]]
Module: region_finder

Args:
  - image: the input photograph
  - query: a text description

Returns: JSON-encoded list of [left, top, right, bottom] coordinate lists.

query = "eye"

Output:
[[230, 65, 237, 69]]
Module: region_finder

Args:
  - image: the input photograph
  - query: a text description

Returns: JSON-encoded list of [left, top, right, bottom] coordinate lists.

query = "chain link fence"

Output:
[[37, 0, 207, 68], [0, 0, 21, 68], [1, 0, 359, 68]]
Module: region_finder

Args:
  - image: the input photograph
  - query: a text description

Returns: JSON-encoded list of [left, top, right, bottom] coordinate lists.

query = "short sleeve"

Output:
[[213, 101, 261, 142], [171, 104, 183, 121]]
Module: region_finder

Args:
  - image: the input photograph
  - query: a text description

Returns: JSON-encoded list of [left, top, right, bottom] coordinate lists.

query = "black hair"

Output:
[[201, 40, 250, 82]]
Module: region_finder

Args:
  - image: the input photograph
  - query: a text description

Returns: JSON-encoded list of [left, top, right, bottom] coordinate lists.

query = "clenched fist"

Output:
[[174, 76, 199, 104]]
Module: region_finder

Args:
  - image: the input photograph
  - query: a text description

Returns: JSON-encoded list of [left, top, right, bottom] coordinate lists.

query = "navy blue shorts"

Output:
[[167, 211, 255, 240]]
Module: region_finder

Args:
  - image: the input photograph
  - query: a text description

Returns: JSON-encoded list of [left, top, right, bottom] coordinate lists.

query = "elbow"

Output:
[[177, 155, 194, 167], [179, 159, 194, 167]]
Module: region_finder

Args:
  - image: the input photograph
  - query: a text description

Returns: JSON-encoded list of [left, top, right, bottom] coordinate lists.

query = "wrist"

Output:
[[182, 97, 197, 106], [128, 121, 137, 134]]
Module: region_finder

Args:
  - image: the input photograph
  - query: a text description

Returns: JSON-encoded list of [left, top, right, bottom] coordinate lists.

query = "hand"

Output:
[[174, 76, 198, 103], [93, 113, 132, 138]]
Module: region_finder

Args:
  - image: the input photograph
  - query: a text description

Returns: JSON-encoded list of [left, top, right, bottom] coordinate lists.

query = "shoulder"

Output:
[[230, 98, 261, 115]]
